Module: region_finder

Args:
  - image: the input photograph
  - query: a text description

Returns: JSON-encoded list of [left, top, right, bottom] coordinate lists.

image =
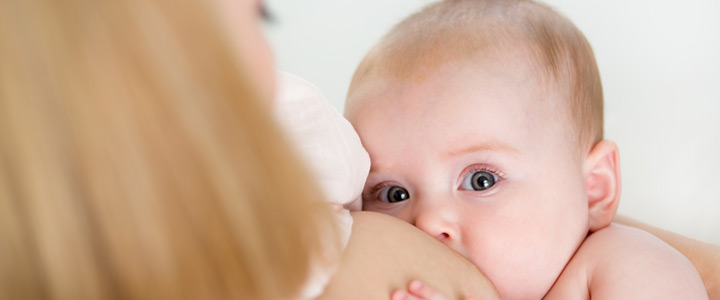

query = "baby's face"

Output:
[[346, 59, 590, 300]]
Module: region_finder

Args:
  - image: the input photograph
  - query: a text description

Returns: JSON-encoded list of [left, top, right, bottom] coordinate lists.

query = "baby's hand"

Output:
[[391, 280, 475, 300]]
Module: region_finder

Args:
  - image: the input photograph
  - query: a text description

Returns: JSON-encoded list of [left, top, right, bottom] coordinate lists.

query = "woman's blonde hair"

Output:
[[0, 1, 338, 299]]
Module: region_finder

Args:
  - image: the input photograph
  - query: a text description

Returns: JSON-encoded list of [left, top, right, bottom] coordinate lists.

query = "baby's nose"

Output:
[[412, 203, 460, 245]]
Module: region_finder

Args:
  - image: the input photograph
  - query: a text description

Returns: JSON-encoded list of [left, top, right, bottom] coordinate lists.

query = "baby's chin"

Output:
[[467, 254, 556, 300]]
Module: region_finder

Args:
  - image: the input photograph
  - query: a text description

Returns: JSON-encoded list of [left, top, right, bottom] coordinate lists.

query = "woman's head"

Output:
[[0, 1, 336, 299], [219, 0, 276, 99]]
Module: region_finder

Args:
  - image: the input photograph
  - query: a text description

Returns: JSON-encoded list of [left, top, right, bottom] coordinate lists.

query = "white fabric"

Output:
[[273, 72, 370, 299]]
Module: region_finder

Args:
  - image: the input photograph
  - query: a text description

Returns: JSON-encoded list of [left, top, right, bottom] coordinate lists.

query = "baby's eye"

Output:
[[378, 185, 411, 203], [460, 171, 497, 191]]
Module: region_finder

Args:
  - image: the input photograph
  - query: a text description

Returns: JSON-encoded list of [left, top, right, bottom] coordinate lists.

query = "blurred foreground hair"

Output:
[[0, 0, 339, 299]]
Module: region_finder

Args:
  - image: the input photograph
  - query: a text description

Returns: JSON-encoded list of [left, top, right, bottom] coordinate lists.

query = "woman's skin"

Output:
[[318, 211, 500, 300], [224, 0, 275, 99]]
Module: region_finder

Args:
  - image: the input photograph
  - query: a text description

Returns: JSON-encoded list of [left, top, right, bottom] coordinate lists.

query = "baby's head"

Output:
[[348, 0, 604, 153], [346, 0, 620, 299]]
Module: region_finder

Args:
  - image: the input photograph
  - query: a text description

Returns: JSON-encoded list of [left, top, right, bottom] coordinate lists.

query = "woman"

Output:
[[0, 0, 340, 299]]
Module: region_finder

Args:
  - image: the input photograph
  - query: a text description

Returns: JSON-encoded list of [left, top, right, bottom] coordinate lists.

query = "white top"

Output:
[[273, 72, 370, 299]]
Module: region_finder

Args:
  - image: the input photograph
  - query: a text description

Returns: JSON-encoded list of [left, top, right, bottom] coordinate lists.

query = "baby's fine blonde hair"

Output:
[[349, 0, 603, 152], [0, 1, 338, 299]]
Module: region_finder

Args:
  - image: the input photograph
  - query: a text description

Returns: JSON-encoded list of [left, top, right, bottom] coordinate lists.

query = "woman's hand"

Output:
[[391, 280, 475, 300]]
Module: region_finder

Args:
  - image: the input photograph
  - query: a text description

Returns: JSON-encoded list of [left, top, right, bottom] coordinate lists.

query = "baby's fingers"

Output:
[[390, 281, 439, 300], [409, 280, 467, 300], [390, 290, 416, 300], [391, 280, 475, 300]]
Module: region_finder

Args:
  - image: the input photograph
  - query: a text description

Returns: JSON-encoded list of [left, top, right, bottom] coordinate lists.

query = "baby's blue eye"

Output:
[[379, 185, 410, 203], [460, 171, 497, 191]]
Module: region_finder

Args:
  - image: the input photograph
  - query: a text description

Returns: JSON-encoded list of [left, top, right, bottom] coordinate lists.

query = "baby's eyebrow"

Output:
[[445, 141, 520, 158]]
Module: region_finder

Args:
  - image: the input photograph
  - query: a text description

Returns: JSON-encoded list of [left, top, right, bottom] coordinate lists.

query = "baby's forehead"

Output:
[[347, 51, 565, 117], [347, 74, 581, 178], [347, 58, 573, 142]]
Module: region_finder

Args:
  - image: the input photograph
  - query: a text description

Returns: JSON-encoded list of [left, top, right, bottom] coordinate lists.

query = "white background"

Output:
[[266, 0, 720, 244]]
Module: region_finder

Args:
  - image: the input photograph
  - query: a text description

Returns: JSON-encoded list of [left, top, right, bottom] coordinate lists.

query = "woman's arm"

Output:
[[615, 215, 720, 300], [318, 211, 500, 300]]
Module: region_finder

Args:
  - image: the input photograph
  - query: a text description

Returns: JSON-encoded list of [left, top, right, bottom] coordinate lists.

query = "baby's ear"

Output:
[[583, 140, 621, 232]]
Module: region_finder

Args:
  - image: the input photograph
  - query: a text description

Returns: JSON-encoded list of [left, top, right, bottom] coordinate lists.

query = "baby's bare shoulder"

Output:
[[545, 224, 707, 300]]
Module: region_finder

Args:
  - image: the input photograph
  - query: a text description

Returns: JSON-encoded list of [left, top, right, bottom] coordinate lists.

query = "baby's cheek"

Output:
[[361, 202, 407, 220], [464, 222, 564, 300]]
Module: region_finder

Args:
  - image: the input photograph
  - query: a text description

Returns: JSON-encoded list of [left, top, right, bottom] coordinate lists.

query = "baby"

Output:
[[344, 0, 707, 299]]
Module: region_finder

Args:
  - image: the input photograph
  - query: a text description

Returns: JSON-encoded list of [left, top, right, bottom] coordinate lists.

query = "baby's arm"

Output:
[[545, 224, 708, 299]]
